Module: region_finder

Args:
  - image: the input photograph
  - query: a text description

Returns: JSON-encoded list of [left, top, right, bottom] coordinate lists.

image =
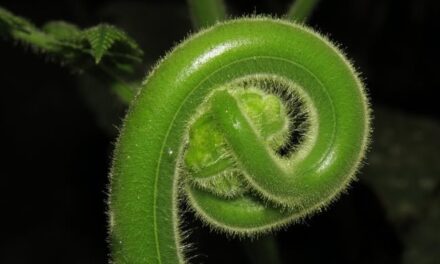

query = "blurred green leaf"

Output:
[[0, 6, 144, 73], [43, 21, 81, 40], [0, 6, 33, 33], [83, 24, 143, 64], [1, 5, 144, 110]]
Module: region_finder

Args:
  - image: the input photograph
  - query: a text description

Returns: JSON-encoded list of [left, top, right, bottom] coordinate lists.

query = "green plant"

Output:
[[0, 6, 143, 105], [110, 14, 369, 264], [1, 1, 370, 263]]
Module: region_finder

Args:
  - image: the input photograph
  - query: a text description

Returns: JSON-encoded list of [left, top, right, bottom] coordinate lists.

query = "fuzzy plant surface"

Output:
[[109, 17, 370, 264]]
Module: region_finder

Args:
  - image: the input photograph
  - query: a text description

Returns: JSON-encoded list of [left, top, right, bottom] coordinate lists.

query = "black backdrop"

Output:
[[1, 0, 439, 263]]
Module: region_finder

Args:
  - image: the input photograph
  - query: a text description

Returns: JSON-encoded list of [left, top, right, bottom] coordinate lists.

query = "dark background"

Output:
[[1, 0, 439, 263]]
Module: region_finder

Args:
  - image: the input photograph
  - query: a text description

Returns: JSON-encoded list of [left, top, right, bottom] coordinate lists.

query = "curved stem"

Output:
[[109, 18, 370, 264], [210, 86, 367, 207]]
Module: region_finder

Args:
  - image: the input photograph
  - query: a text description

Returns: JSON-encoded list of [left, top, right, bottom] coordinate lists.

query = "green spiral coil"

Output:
[[109, 18, 370, 264]]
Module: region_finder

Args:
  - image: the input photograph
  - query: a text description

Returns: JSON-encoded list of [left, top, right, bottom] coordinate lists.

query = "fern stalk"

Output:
[[109, 18, 370, 263]]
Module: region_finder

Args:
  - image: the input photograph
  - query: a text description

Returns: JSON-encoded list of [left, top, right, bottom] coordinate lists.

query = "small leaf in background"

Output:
[[1, 7, 79, 58], [83, 24, 143, 64], [1, 6, 144, 78], [0, 6, 58, 54]]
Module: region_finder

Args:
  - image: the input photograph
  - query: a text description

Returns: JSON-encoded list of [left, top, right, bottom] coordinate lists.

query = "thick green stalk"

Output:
[[109, 18, 370, 263], [286, 0, 321, 23], [187, 0, 227, 29]]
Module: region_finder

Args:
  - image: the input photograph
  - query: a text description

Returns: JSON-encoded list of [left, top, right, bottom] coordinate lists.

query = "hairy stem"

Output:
[[109, 18, 370, 264]]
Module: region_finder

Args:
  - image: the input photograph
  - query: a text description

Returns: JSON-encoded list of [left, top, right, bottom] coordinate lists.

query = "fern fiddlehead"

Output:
[[109, 18, 370, 263]]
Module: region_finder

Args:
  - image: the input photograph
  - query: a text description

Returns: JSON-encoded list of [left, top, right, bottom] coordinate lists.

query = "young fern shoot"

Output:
[[109, 18, 370, 263]]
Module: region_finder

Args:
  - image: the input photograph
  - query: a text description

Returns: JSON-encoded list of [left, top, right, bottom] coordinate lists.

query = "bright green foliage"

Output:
[[110, 18, 370, 264], [2, 3, 359, 264]]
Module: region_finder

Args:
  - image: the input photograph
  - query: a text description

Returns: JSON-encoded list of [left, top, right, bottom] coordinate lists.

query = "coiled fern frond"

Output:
[[109, 18, 370, 264]]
